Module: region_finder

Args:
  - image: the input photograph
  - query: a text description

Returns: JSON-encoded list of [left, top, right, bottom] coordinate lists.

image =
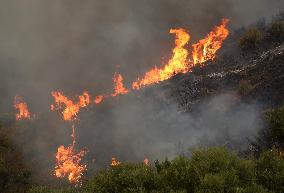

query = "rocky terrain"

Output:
[[161, 44, 284, 111]]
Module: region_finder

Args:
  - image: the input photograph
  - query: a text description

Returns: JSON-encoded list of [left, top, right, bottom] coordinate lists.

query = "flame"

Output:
[[111, 157, 121, 166], [94, 95, 104, 104], [51, 91, 90, 121], [132, 19, 229, 90], [14, 96, 31, 120], [111, 73, 129, 96], [13, 20, 230, 183], [143, 158, 149, 166], [55, 125, 87, 184], [132, 28, 190, 89], [192, 19, 229, 64]]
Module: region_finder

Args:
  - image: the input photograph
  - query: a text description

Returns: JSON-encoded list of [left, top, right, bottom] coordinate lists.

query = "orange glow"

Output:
[[192, 19, 229, 64], [51, 91, 90, 121], [55, 125, 87, 184], [143, 158, 149, 166], [111, 73, 129, 96], [132, 28, 190, 89], [132, 19, 229, 90], [14, 96, 31, 120], [111, 157, 121, 166], [94, 95, 104, 104]]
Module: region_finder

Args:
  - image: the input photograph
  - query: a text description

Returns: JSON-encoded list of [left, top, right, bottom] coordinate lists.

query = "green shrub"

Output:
[[266, 106, 284, 147], [27, 186, 77, 193], [84, 163, 160, 193], [256, 150, 284, 193], [197, 170, 239, 193], [26, 148, 284, 193], [238, 28, 262, 52], [266, 21, 284, 43], [190, 148, 238, 175], [239, 184, 270, 193], [157, 157, 192, 192]]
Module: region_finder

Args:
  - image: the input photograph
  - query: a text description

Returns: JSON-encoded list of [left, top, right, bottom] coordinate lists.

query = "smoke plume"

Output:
[[0, 0, 281, 183]]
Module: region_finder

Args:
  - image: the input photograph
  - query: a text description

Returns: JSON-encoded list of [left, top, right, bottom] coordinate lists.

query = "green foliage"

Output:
[[266, 106, 284, 145], [190, 148, 239, 193], [27, 186, 78, 193], [256, 150, 284, 193], [84, 163, 160, 193], [239, 184, 270, 193], [266, 21, 284, 43], [238, 28, 262, 52], [80, 148, 284, 193], [157, 157, 192, 192]]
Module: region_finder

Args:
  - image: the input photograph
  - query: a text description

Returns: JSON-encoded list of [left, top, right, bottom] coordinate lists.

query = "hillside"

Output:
[[0, 12, 284, 193]]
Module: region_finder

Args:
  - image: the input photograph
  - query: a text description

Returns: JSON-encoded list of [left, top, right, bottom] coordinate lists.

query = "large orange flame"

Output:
[[132, 19, 229, 90], [18, 19, 229, 184], [132, 28, 190, 89], [14, 96, 31, 120], [192, 19, 229, 64], [51, 91, 90, 121], [55, 125, 87, 184], [111, 73, 129, 96]]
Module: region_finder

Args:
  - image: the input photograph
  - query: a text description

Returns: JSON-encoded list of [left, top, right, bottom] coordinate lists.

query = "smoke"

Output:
[[11, 89, 263, 183], [0, 0, 283, 112], [78, 92, 263, 164], [0, 0, 280, 183]]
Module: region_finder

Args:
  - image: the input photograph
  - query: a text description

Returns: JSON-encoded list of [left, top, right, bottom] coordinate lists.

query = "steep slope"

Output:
[[162, 44, 284, 110]]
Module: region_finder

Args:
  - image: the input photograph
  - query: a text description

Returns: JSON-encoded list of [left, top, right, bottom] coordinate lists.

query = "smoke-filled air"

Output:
[[0, 0, 283, 192]]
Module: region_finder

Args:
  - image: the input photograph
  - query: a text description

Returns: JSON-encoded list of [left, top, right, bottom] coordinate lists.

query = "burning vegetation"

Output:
[[111, 73, 129, 96], [133, 19, 229, 89], [55, 125, 87, 184], [110, 157, 121, 167], [132, 28, 190, 89], [1, 2, 283, 191], [94, 95, 104, 104], [51, 91, 90, 121], [192, 19, 229, 64], [12, 19, 231, 185], [14, 96, 31, 121]]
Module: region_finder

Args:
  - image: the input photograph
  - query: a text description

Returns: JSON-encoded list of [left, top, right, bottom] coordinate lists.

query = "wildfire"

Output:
[[192, 19, 229, 64], [132, 28, 190, 89], [51, 91, 90, 121], [55, 125, 87, 184], [94, 95, 104, 104], [14, 96, 31, 120], [12, 19, 230, 185], [111, 157, 121, 166], [143, 158, 150, 166], [111, 73, 129, 96], [132, 19, 229, 90]]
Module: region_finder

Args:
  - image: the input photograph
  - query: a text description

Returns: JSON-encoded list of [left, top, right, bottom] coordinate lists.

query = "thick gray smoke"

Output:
[[0, 0, 281, 183], [0, 0, 283, 112], [12, 90, 263, 184], [79, 92, 263, 164]]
